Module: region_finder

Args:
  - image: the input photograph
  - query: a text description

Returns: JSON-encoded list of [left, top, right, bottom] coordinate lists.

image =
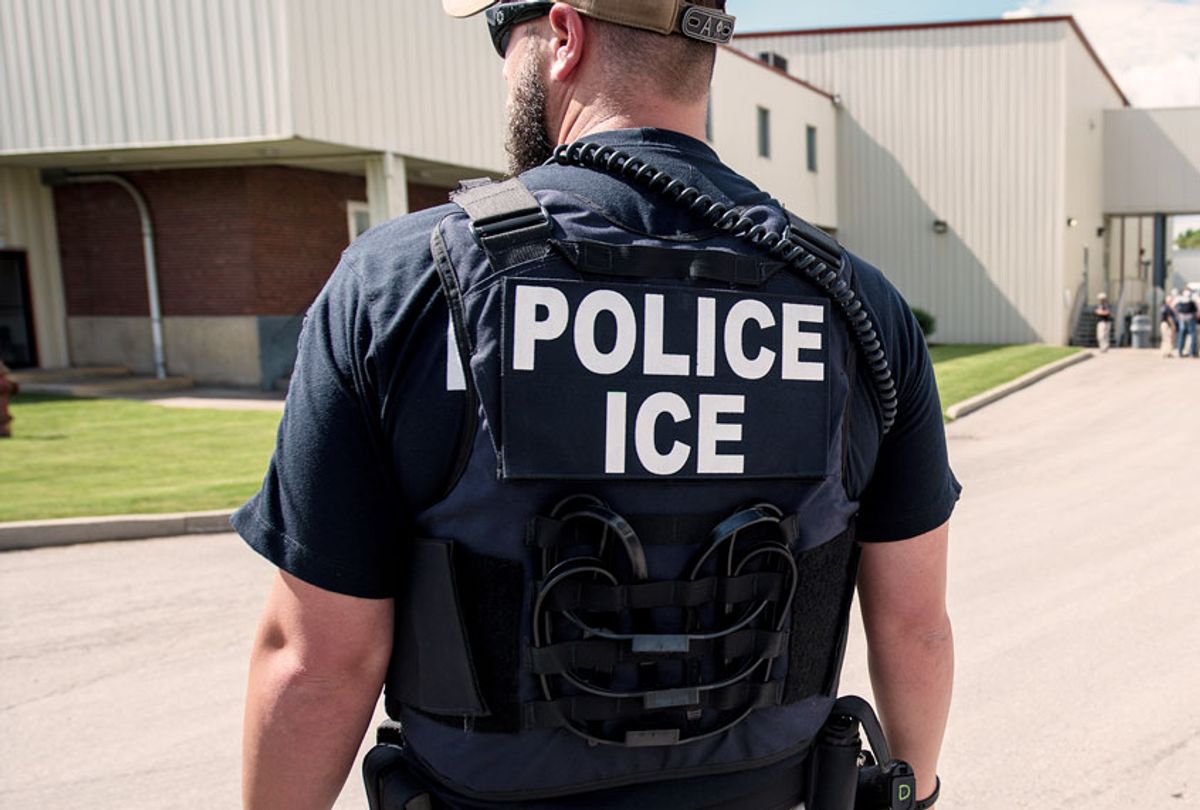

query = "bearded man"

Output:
[[237, 3, 956, 808]]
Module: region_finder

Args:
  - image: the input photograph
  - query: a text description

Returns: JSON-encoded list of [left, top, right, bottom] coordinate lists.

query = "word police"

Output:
[[502, 281, 831, 479]]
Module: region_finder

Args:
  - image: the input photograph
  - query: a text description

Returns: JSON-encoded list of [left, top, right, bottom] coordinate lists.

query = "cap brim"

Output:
[[442, 0, 497, 18]]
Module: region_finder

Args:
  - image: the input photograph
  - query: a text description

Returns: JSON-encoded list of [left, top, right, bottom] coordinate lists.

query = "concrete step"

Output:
[[18, 375, 195, 397], [9, 366, 131, 384]]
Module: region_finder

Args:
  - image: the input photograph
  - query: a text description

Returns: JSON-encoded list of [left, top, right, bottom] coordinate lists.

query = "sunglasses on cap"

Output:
[[486, 1, 554, 58]]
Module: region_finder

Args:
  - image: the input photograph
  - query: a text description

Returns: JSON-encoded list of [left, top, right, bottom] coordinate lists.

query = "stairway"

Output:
[[1070, 310, 1100, 348], [10, 366, 195, 397]]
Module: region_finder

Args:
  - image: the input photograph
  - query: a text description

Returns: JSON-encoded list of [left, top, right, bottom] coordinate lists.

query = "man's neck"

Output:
[[555, 100, 706, 146]]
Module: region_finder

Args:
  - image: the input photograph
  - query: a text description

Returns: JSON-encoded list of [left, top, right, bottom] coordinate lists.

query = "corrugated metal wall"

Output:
[[0, 0, 291, 154], [738, 22, 1077, 344], [0, 167, 69, 366], [710, 49, 838, 230], [1104, 108, 1200, 216], [1062, 32, 1126, 334], [286, 0, 508, 174]]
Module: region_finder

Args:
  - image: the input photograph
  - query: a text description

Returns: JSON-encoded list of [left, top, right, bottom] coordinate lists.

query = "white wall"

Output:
[[1104, 108, 1200, 216], [0, 0, 292, 156], [0, 168, 70, 367], [286, 0, 508, 175], [1061, 31, 1127, 340], [738, 21, 1083, 344], [709, 49, 838, 230]]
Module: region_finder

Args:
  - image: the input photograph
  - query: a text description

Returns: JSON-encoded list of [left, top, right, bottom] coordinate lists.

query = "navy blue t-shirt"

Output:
[[233, 129, 961, 599]]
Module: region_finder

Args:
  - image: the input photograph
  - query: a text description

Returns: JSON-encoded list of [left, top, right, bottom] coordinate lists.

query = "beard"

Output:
[[504, 46, 555, 176]]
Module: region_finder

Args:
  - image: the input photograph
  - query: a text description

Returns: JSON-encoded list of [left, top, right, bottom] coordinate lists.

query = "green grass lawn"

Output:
[[1, 394, 281, 523], [930, 344, 1081, 417], [2, 343, 1079, 521]]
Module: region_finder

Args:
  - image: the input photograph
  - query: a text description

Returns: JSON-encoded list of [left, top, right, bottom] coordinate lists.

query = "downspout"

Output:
[[41, 171, 166, 379]]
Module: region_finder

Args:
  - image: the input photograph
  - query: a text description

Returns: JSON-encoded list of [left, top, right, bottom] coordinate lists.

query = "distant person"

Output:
[[1094, 293, 1113, 352], [0, 359, 16, 438], [1176, 290, 1198, 358], [1161, 293, 1178, 358]]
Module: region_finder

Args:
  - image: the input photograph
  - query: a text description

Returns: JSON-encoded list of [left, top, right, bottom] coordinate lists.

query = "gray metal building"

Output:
[[1, 5, 1198, 382]]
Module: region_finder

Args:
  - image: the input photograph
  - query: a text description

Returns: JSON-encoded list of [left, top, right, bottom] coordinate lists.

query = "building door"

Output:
[[0, 251, 38, 368]]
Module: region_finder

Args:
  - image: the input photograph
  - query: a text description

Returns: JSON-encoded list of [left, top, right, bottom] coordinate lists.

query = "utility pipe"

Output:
[[41, 172, 166, 379]]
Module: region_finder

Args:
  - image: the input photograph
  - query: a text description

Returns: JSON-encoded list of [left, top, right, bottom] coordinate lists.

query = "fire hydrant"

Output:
[[0, 360, 18, 438]]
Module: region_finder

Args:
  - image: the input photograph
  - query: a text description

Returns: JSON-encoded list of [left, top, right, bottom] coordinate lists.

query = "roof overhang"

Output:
[[0, 137, 491, 187], [735, 15, 1130, 107]]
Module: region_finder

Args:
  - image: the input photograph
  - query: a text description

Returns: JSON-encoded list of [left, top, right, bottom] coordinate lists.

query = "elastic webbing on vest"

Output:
[[527, 497, 800, 747], [526, 628, 789, 675]]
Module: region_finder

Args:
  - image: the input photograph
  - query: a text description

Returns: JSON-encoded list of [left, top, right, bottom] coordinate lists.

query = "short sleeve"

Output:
[[232, 256, 403, 598], [852, 262, 962, 542]]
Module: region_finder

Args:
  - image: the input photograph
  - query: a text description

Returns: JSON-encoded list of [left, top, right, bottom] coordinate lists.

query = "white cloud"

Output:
[[1004, 0, 1200, 107]]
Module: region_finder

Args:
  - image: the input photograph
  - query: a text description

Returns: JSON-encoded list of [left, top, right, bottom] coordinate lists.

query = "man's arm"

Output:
[[243, 571, 394, 810], [857, 521, 953, 805]]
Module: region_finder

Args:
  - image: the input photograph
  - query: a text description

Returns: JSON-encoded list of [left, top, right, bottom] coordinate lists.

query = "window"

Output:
[[806, 126, 818, 173], [757, 107, 771, 158], [757, 51, 789, 72], [347, 201, 371, 242]]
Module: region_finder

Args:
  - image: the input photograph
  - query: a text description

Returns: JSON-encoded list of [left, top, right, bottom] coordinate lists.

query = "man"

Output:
[[1176, 289, 1198, 358], [1094, 292, 1113, 353], [237, 2, 957, 808], [1161, 292, 1178, 359]]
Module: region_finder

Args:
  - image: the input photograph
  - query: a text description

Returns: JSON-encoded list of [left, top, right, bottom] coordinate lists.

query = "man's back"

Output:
[[237, 5, 955, 808]]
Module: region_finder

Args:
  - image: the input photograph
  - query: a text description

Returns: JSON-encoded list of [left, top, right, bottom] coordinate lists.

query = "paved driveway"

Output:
[[1, 349, 1197, 809]]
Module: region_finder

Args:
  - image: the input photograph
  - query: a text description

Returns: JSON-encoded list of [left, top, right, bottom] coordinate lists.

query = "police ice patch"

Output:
[[499, 279, 833, 481]]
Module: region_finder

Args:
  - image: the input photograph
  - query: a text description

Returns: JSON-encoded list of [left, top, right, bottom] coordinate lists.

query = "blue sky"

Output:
[[731, 0, 1025, 33]]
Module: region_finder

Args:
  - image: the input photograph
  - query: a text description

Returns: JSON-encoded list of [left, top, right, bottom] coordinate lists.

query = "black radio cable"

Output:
[[551, 142, 899, 434]]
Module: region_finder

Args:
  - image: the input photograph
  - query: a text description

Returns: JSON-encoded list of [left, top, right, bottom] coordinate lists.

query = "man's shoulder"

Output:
[[319, 204, 463, 333], [342, 203, 459, 271], [846, 251, 914, 322]]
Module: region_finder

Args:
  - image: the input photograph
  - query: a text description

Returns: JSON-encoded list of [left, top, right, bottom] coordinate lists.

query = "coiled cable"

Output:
[[551, 141, 899, 433]]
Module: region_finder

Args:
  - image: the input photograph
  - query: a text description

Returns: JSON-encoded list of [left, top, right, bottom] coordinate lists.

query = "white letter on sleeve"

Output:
[[512, 285, 569, 371]]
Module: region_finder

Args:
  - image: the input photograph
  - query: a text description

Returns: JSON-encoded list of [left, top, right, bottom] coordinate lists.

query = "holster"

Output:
[[362, 737, 438, 810]]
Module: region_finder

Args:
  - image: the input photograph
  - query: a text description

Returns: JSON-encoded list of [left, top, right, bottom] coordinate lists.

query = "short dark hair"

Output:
[[588, 18, 717, 104]]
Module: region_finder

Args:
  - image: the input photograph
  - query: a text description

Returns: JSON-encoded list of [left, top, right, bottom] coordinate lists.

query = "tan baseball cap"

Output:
[[443, 0, 735, 43]]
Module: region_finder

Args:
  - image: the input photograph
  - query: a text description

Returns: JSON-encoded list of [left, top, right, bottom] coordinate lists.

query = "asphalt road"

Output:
[[1, 349, 1197, 809]]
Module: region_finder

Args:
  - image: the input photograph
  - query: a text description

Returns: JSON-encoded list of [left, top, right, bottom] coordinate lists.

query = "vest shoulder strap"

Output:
[[451, 177, 553, 260]]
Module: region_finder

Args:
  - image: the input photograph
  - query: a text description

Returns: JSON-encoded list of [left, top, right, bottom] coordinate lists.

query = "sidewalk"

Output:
[[123, 387, 286, 412]]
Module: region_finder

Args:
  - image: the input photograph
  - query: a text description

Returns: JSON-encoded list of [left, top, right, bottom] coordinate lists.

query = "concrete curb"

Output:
[[945, 350, 1094, 421], [0, 509, 235, 552]]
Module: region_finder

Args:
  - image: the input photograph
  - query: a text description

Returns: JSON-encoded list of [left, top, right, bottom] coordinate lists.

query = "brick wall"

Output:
[[56, 169, 458, 319], [55, 167, 455, 319], [407, 181, 453, 212], [55, 167, 365, 317]]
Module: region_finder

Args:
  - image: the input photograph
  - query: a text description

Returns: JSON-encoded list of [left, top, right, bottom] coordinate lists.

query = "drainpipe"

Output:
[[41, 171, 167, 379]]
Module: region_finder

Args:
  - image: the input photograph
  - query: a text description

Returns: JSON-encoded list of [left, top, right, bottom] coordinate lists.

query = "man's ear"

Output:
[[546, 3, 586, 82]]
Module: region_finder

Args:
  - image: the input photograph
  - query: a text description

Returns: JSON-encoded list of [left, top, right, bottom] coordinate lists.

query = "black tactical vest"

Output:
[[383, 173, 873, 804]]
